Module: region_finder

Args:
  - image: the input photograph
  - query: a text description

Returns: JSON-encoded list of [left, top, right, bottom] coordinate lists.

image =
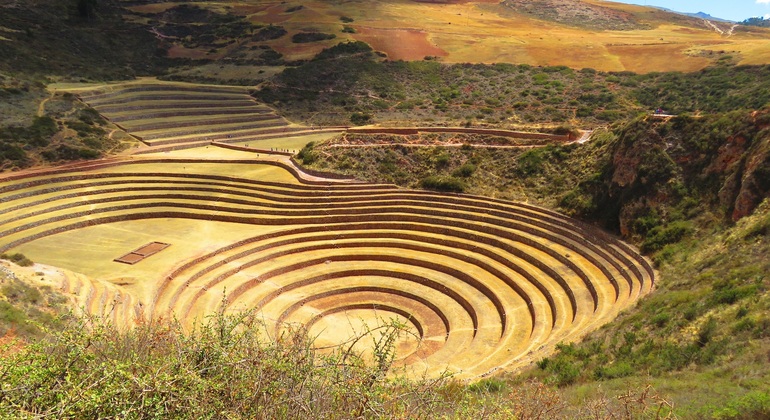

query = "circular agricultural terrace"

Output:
[[0, 80, 654, 378], [0, 152, 654, 378]]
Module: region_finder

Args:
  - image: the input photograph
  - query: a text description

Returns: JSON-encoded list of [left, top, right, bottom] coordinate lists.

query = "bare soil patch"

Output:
[[354, 27, 447, 61]]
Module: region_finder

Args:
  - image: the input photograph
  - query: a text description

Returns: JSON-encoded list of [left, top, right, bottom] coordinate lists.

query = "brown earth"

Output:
[[354, 27, 447, 61]]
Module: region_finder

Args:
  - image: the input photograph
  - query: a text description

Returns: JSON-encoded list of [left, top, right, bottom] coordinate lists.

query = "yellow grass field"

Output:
[[124, 0, 770, 73]]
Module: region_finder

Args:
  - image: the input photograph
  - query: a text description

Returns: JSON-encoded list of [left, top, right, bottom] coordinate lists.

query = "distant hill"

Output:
[[147, 0, 767, 73], [2, 0, 770, 78], [649, 6, 735, 23], [686, 11, 733, 22]]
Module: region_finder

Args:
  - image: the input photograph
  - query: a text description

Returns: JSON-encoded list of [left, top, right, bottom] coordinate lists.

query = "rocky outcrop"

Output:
[[593, 109, 770, 239], [731, 138, 770, 220]]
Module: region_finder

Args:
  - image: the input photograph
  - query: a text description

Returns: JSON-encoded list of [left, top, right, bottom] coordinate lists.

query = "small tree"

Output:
[[77, 0, 98, 19], [350, 112, 372, 126]]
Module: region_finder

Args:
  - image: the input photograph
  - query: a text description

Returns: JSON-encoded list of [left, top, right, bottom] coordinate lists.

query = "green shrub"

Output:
[[292, 32, 336, 43], [547, 357, 580, 386], [41, 145, 100, 162], [468, 378, 506, 393], [597, 110, 623, 121], [705, 391, 770, 420], [732, 317, 756, 333], [296, 141, 317, 165], [0, 143, 28, 165], [452, 162, 476, 178], [253, 25, 287, 41], [0, 252, 33, 267], [640, 221, 692, 253], [515, 149, 545, 176], [594, 361, 634, 380], [434, 152, 450, 168], [0, 276, 66, 338], [1, 281, 42, 304], [754, 318, 770, 338], [697, 317, 717, 347], [532, 73, 549, 85], [0, 301, 26, 326], [420, 175, 465, 193], [0, 116, 59, 148], [710, 283, 760, 306], [314, 41, 372, 60], [651, 312, 671, 328], [350, 112, 372, 125], [66, 120, 105, 136], [0, 313, 481, 418]]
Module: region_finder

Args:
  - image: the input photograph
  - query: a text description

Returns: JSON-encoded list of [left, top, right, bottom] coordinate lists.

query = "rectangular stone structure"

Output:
[[114, 242, 170, 265]]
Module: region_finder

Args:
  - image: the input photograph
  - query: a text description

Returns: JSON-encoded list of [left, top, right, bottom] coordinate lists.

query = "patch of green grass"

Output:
[[0, 277, 67, 338], [641, 221, 693, 253], [468, 378, 506, 394], [702, 391, 770, 419]]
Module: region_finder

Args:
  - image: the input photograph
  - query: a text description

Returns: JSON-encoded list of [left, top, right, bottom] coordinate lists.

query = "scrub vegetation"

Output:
[[2, 0, 770, 418]]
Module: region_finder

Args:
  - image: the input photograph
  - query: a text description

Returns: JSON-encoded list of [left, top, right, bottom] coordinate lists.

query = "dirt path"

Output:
[[325, 143, 541, 150], [574, 129, 593, 144], [37, 89, 55, 117]]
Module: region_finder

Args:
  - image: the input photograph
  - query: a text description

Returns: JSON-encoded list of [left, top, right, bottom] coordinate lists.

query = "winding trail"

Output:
[[36, 90, 55, 117]]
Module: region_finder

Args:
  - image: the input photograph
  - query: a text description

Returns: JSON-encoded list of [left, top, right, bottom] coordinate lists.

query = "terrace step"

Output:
[[79, 84, 247, 102], [93, 100, 260, 113], [3, 80, 655, 378], [135, 118, 288, 141], [111, 107, 274, 124]]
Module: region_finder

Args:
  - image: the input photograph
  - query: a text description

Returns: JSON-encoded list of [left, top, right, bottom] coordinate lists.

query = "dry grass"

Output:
[[202, 0, 770, 72]]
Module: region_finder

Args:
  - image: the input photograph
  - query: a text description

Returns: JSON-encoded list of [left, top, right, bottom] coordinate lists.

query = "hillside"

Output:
[[129, 0, 770, 73], [2, 0, 770, 418], [252, 46, 770, 128], [4, 0, 770, 80], [303, 109, 770, 416], [306, 109, 770, 240]]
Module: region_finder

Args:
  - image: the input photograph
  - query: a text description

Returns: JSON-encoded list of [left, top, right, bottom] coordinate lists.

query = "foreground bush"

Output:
[[0, 310, 676, 419], [0, 312, 471, 418]]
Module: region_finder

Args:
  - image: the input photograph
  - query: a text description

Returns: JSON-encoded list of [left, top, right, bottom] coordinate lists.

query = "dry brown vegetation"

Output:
[[123, 0, 770, 74]]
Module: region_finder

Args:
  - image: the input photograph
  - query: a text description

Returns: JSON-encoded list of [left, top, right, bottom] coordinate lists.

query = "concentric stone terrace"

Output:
[[76, 81, 343, 151], [0, 152, 653, 378]]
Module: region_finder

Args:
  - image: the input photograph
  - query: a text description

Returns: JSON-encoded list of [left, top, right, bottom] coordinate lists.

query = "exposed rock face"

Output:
[[732, 141, 770, 220], [596, 110, 770, 238], [611, 143, 642, 188]]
